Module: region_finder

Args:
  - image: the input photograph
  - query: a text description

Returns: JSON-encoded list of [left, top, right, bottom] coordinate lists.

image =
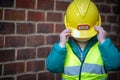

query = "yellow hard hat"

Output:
[[64, 0, 101, 39]]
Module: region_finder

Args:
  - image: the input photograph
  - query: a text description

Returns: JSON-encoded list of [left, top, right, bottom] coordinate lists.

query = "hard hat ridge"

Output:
[[74, 0, 90, 17]]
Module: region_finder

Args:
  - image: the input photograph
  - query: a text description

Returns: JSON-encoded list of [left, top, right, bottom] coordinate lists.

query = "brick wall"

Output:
[[0, 0, 120, 80]]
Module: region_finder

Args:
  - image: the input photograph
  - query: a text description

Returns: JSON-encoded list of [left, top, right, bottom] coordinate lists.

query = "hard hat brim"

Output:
[[64, 15, 101, 39]]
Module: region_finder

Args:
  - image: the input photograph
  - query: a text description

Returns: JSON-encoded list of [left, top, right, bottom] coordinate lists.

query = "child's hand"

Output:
[[94, 26, 107, 43], [59, 29, 71, 47]]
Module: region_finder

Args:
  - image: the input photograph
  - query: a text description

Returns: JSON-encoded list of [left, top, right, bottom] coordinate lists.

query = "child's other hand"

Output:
[[59, 29, 71, 47], [94, 26, 107, 43]]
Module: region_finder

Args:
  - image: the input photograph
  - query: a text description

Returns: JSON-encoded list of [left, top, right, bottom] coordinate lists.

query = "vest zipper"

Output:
[[75, 45, 84, 80]]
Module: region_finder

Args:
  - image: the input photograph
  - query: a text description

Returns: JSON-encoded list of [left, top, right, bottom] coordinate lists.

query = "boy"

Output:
[[46, 0, 120, 80]]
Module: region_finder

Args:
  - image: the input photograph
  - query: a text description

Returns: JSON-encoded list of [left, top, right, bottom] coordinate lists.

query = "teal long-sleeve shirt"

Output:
[[46, 36, 120, 73]]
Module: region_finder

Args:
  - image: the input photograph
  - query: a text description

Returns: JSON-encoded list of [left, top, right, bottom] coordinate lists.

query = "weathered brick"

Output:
[[102, 24, 111, 32], [0, 49, 15, 62], [38, 72, 54, 80], [107, 15, 117, 23], [99, 4, 111, 13], [17, 74, 36, 80], [108, 35, 118, 45], [37, 47, 51, 58], [92, 0, 104, 2], [27, 11, 45, 21], [0, 9, 3, 20], [17, 23, 35, 34], [16, 0, 35, 9], [27, 35, 44, 47], [101, 14, 106, 23], [56, 74, 62, 80], [0, 37, 3, 47], [113, 25, 120, 34], [37, 0, 54, 10], [55, 24, 65, 33], [5, 36, 25, 47], [4, 62, 25, 75], [112, 5, 120, 14], [108, 71, 119, 80], [0, 77, 14, 80], [118, 70, 120, 79], [27, 60, 45, 72], [46, 35, 59, 45], [17, 48, 36, 60], [0, 64, 2, 75], [37, 23, 54, 33], [5, 9, 25, 21], [47, 12, 62, 22], [0, 0, 14, 7], [56, 1, 70, 11], [0, 22, 15, 34], [105, 0, 117, 3]]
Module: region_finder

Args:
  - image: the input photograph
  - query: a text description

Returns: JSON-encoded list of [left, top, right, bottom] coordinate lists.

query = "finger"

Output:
[[94, 26, 105, 33], [64, 29, 71, 33]]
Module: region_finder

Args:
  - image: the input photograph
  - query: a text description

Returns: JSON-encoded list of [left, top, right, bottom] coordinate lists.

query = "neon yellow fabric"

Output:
[[62, 42, 108, 80]]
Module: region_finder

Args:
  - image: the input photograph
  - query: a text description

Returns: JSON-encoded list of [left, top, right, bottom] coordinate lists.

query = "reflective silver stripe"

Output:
[[82, 63, 106, 74], [64, 66, 80, 76], [64, 63, 106, 75]]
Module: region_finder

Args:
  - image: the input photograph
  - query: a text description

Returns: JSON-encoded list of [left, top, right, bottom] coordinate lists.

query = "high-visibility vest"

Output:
[[62, 42, 108, 80]]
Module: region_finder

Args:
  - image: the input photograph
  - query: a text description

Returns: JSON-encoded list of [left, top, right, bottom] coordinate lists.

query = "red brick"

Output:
[[101, 14, 106, 23], [107, 15, 117, 23], [56, 74, 62, 80], [56, 1, 70, 11], [37, 23, 54, 33], [99, 4, 111, 13], [4, 62, 25, 75], [17, 74, 36, 80], [0, 9, 3, 20], [0, 64, 2, 75], [27, 35, 44, 47], [108, 71, 119, 80], [17, 48, 36, 60], [5, 9, 25, 21], [55, 24, 65, 33], [17, 23, 35, 34], [105, 0, 117, 3], [37, 47, 51, 58], [47, 12, 62, 22], [38, 72, 54, 80], [0, 77, 14, 80], [0, 0, 14, 7], [16, 0, 35, 9], [108, 35, 118, 45], [0, 37, 3, 47], [5, 36, 25, 47], [92, 0, 104, 2], [37, 0, 54, 10], [102, 24, 111, 32], [0, 22, 15, 34], [27, 60, 45, 72], [0, 49, 15, 62], [112, 5, 120, 14], [112, 25, 120, 34], [118, 70, 120, 79], [27, 11, 45, 21], [46, 35, 59, 44]]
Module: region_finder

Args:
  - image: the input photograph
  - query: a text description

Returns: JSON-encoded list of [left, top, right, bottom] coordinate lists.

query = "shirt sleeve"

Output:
[[46, 42, 67, 73], [98, 38, 120, 71]]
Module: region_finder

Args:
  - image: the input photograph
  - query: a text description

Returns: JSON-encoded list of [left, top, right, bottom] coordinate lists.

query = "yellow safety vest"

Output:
[[62, 42, 108, 80]]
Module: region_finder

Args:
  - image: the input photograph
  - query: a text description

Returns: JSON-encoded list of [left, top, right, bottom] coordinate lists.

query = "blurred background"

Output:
[[0, 0, 120, 80]]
